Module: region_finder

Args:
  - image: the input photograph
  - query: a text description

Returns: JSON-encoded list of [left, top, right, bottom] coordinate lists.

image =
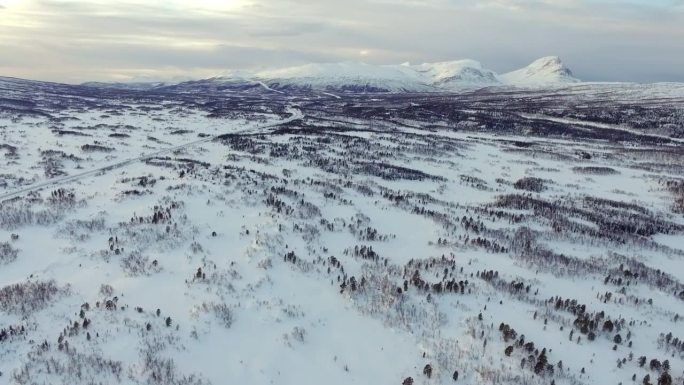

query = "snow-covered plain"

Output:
[[0, 77, 683, 385]]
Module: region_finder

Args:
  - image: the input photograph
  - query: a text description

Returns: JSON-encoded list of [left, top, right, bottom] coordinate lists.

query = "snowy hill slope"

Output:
[[407, 59, 500, 88], [254, 62, 433, 92], [500, 56, 580, 86]]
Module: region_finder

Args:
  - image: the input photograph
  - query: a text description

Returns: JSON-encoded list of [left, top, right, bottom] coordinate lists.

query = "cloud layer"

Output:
[[1, 0, 682, 83]]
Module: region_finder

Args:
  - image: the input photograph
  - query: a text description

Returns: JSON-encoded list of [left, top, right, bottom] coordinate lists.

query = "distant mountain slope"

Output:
[[81, 81, 172, 90], [82, 75, 195, 91], [74, 56, 582, 92], [402, 59, 501, 89], [250, 59, 502, 92], [500, 56, 580, 86], [254, 62, 432, 92]]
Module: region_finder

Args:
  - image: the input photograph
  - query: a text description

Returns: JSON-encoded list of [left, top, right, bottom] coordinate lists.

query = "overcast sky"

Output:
[[1, 0, 683, 83]]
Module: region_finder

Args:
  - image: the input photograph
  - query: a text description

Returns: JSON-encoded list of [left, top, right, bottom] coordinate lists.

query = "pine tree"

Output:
[[423, 364, 433, 378], [657, 372, 672, 385]]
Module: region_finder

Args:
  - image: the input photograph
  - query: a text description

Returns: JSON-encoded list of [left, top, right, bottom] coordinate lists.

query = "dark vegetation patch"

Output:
[[0, 241, 19, 264], [513, 177, 546, 192], [81, 144, 114, 153], [662, 179, 684, 213], [145, 157, 210, 170], [0, 143, 18, 158], [40, 150, 82, 178], [494, 194, 684, 239], [170, 129, 193, 135], [0, 280, 64, 315], [121, 189, 151, 197], [54, 130, 92, 137], [354, 161, 444, 181], [572, 166, 620, 175]]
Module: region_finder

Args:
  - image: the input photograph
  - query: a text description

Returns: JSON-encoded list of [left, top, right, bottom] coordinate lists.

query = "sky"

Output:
[[0, 0, 683, 83]]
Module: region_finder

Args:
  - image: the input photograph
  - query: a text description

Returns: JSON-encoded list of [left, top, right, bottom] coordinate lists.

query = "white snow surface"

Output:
[[0, 81, 682, 385]]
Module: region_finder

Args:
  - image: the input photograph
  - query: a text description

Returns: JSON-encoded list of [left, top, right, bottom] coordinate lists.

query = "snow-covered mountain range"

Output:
[[84, 56, 580, 92]]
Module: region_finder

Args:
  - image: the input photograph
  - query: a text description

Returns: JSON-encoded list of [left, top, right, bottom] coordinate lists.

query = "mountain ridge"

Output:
[[73, 57, 580, 92]]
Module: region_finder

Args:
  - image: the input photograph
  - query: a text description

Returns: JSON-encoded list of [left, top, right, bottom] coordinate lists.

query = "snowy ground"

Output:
[[0, 79, 683, 385]]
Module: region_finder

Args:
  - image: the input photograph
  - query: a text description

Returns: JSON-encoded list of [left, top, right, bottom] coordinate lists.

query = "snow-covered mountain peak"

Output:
[[500, 56, 579, 86], [80, 56, 582, 92], [213, 69, 256, 80], [412, 59, 485, 74], [529, 55, 563, 67], [249, 56, 576, 91], [409, 59, 500, 87]]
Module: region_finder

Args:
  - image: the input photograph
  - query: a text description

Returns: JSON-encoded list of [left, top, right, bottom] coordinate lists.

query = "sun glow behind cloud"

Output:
[[0, 0, 23, 7]]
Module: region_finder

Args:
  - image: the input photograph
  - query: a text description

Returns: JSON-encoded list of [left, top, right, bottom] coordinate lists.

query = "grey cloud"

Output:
[[1, 0, 682, 82]]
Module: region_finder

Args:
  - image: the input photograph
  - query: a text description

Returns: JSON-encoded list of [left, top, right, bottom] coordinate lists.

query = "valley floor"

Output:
[[0, 84, 683, 385]]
